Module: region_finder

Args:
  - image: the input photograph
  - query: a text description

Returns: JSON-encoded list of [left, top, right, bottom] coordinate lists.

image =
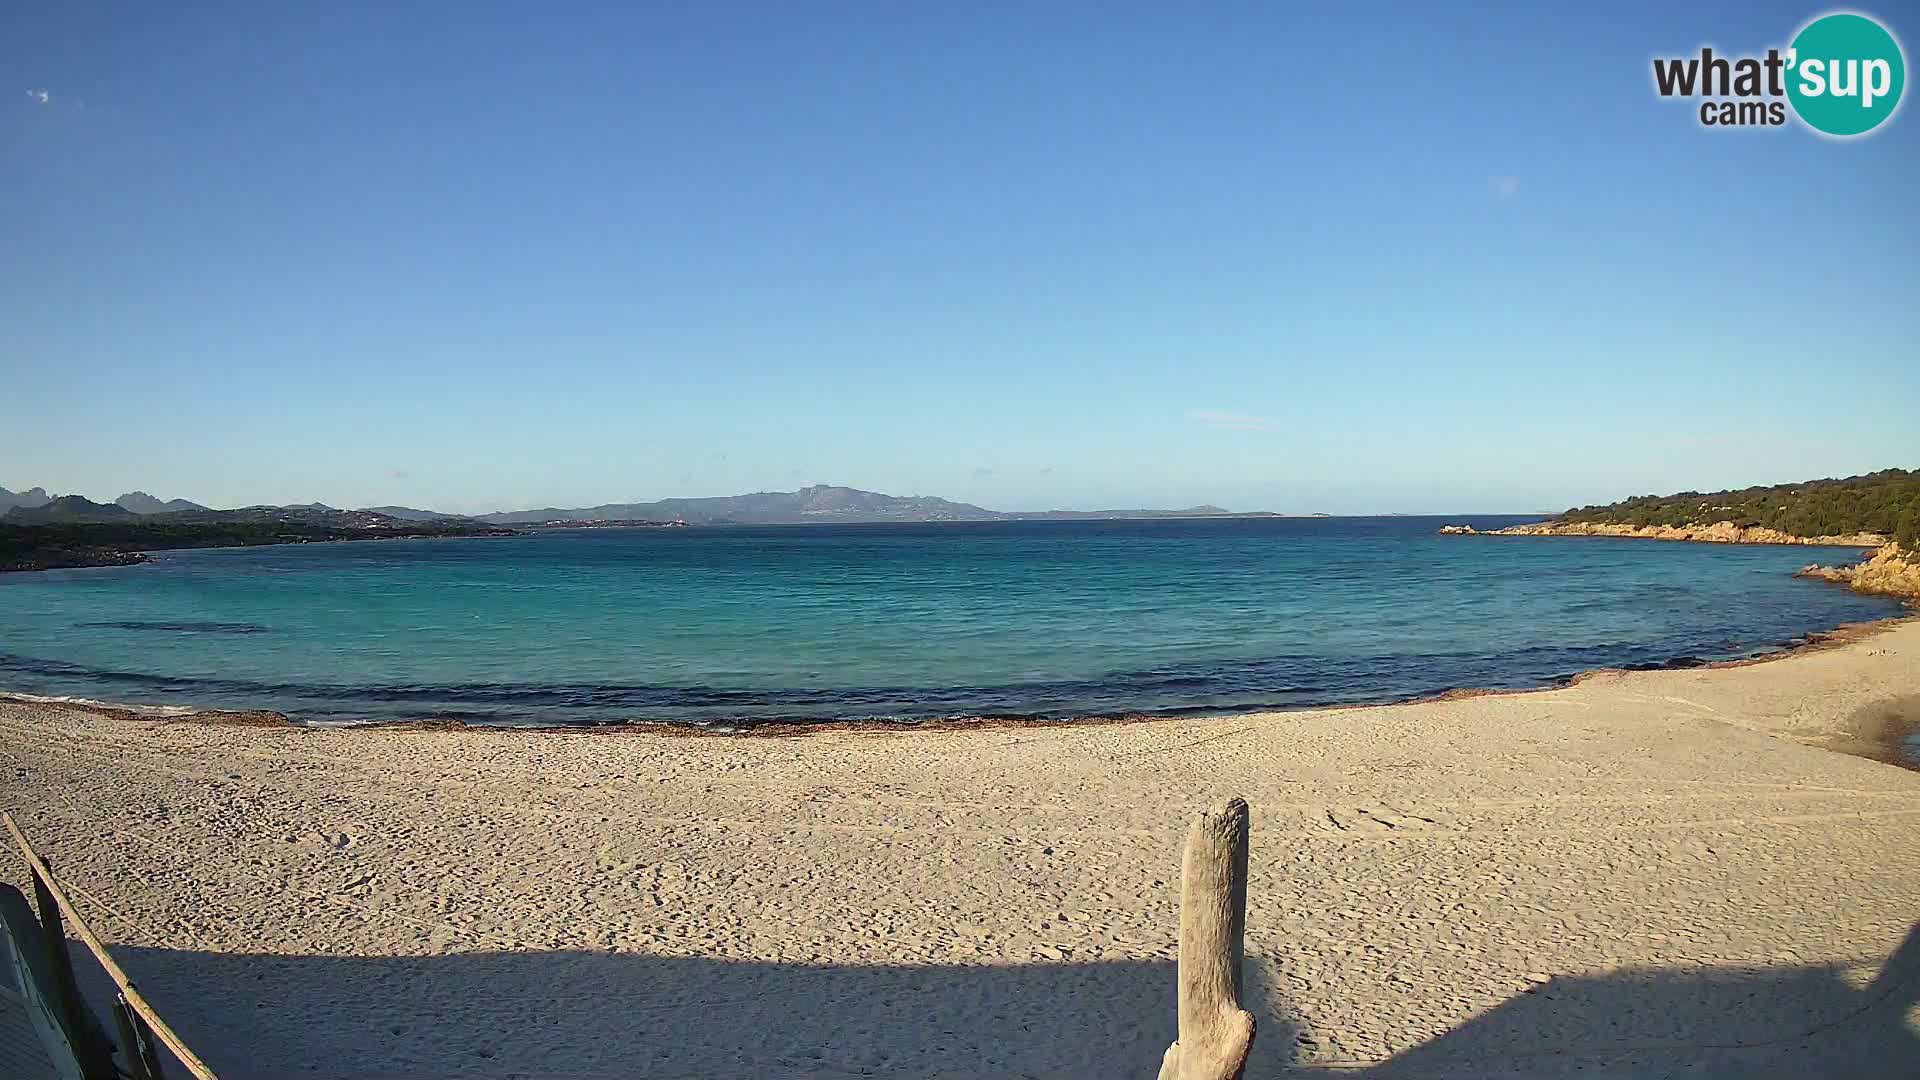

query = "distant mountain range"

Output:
[[3, 482, 1300, 527], [1, 487, 209, 516], [0, 495, 436, 530]]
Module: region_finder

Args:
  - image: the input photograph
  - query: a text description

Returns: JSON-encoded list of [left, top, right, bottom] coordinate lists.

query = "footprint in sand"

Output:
[[1323, 805, 1448, 834], [285, 829, 358, 852]]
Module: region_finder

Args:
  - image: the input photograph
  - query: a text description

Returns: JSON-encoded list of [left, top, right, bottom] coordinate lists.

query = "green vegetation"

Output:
[[1560, 469, 1920, 548], [0, 519, 510, 572]]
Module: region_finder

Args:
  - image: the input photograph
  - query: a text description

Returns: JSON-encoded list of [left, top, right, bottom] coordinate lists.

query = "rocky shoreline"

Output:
[[1437, 520, 1887, 546], [0, 547, 151, 572], [1438, 520, 1920, 601]]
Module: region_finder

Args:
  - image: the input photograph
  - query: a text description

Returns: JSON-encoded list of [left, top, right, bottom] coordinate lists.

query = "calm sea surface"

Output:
[[0, 518, 1901, 727]]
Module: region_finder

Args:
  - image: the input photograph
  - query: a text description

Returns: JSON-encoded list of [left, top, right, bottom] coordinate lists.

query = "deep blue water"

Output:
[[0, 518, 1901, 727]]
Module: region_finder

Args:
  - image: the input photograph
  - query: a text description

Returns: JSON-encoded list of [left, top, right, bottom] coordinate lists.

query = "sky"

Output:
[[3, 2, 1916, 515]]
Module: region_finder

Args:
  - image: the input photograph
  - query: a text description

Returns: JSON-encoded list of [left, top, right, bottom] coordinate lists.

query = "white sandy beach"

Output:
[[3, 623, 1919, 1079]]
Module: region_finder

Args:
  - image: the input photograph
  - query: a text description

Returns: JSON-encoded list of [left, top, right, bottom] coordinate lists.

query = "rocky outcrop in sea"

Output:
[[1796, 545, 1920, 601]]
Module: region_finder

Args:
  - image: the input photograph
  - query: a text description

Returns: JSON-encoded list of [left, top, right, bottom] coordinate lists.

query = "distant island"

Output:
[[0, 483, 1327, 572], [471, 485, 1315, 526], [1438, 469, 1920, 599]]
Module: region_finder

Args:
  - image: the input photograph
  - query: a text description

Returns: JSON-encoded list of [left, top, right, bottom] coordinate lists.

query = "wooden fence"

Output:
[[2, 811, 219, 1080]]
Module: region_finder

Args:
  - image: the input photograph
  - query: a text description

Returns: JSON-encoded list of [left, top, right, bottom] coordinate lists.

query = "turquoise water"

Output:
[[0, 518, 1901, 726]]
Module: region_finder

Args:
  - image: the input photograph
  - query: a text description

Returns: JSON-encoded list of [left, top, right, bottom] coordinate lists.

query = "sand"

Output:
[[3, 623, 1919, 1079]]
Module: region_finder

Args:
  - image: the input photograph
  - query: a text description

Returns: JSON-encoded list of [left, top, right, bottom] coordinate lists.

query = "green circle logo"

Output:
[[1786, 12, 1906, 136]]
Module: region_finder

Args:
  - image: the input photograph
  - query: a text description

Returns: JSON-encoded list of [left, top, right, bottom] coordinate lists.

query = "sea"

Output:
[[0, 517, 1901, 728]]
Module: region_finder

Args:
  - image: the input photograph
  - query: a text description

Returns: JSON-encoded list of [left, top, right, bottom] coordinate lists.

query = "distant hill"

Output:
[[479, 485, 1003, 525], [115, 491, 210, 515], [4, 495, 137, 523], [1559, 468, 1919, 549], [478, 485, 1273, 526], [0, 486, 51, 514], [165, 505, 454, 530], [359, 505, 478, 522]]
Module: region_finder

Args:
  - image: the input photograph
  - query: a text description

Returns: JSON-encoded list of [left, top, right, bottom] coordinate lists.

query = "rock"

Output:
[[1847, 544, 1920, 599], [1797, 545, 1920, 600]]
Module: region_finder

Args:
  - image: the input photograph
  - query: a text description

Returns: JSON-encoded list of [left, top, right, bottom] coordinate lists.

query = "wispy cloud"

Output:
[[1492, 175, 1521, 199], [1186, 410, 1277, 433], [23, 88, 93, 112], [971, 466, 995, 479]]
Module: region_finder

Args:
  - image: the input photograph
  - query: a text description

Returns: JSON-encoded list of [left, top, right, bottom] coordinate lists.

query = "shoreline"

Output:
[[1439, 521, 1920, 601], [0, 526, 521, 574], [8, 613, 1914, 765]]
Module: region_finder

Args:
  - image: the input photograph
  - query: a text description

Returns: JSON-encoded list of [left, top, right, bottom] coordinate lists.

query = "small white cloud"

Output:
[[1186, 410, 1277, 433], [27, 89, 51, 105], [1492, 175, 1521, 199]]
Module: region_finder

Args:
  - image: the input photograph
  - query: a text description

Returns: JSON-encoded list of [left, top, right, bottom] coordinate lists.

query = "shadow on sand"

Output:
[[73, 923, 1919, 1079], [1366, 923, 1920, 1078]]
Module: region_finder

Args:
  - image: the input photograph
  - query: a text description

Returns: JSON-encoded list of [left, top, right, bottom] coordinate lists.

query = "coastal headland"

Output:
[[1438, 519, 1887, 547], [1438, 469, 1920, 600], [3, 619, 1917, 1078]]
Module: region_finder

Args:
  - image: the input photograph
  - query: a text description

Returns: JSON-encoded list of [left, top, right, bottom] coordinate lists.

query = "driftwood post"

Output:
[[1158, 797, 1254, 1080]]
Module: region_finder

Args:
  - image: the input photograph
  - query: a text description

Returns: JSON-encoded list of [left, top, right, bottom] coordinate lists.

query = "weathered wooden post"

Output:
[[29, 855, 118, 1080], [1158, 797, 1254, 1080]]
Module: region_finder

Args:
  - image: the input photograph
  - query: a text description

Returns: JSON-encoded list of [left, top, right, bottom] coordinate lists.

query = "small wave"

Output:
[[0, 690, 197, 716]]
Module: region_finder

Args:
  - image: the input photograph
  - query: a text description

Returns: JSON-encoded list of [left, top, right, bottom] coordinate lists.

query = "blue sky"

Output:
[[3, 2, 1915, 514]]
